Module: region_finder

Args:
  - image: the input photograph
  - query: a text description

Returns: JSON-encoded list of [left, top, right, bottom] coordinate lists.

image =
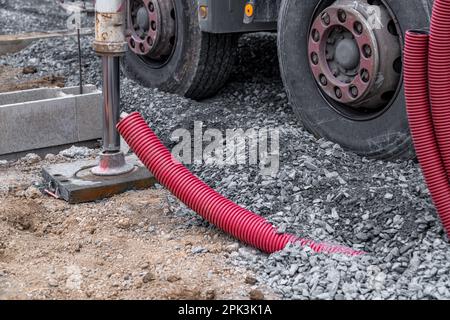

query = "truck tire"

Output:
[[278, 0, 433, 160], [123, 0, 238, 100]]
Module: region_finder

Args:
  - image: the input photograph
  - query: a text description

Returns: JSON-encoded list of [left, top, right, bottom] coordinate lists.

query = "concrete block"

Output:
[[0, 85, 102, 157]]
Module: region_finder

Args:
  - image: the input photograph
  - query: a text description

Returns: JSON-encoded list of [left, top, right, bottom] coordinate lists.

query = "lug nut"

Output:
[[326, 37, 336, 45], [335, 87, 342, 99], [360, 69, 370, 82], [363, 44, 372, 58], [148, 1, 154, 12], [350, 85, 358, 98], [312, 29, 320, 42], [321, 12, 330, 25], [338, 9, 346, 23], [319, 74, 328, 86], [354, 21, 363, 35], [311, 52, 319, 65]]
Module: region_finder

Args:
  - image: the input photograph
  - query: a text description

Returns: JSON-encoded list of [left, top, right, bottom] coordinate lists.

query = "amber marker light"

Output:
[[245, 3, 254, 17], [199, 5, 208, 19]]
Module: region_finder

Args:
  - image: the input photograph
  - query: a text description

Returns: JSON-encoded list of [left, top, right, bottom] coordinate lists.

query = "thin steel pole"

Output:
[[77, 28, 83, 95], [101, 55, 121, 153]]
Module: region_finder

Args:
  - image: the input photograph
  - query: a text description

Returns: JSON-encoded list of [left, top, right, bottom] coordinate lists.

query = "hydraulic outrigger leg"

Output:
[[91, 0, 134, 176], [42, 0, 155, 203]]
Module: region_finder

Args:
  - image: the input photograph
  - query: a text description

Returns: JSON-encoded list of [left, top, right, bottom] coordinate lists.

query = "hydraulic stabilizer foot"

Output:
[[42, 0, 155, 203], [91, 151, 135, 176], [91, 0, 133, 177]]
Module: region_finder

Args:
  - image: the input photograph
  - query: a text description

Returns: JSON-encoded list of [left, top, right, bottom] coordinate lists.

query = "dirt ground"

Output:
[[0, 157, 277, 300], [0, 65, 64, 93]]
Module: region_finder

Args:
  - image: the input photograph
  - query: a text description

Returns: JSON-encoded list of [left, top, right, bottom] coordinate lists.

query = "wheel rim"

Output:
[[308, 0, 402, 116], [127, 0, 177, 66]]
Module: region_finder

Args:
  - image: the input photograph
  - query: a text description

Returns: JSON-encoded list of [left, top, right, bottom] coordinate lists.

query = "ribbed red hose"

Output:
[[117, 112, 364, 255], [404, 30, 450, 236], [429, 1, 450, 176]]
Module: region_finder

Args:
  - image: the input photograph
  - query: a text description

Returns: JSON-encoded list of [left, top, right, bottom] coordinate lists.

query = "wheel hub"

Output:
[[308, 0, 401, 109], [335, 38, 360, 70], [127, 0, 176, 59], [136, 7, 150, 31]]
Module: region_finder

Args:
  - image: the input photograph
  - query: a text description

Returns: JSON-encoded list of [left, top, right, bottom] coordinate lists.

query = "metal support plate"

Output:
[[42, 155, 156, 204]]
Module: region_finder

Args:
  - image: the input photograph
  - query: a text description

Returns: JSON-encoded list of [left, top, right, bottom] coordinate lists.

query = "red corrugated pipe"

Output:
[[117, 112, 364, 255], [404, 28, 450, 236], [429, 0, 450, 179]]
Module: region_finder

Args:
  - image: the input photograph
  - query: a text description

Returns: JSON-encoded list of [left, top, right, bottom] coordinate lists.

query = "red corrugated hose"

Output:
[[429, 0, 450, 178], [117, 112, 364, 255], [404, 0, 450, 237]]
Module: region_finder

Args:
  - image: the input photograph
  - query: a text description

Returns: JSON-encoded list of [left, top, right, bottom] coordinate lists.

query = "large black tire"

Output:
[[123, 0, 238, 100], [278, 0, 433, 160]]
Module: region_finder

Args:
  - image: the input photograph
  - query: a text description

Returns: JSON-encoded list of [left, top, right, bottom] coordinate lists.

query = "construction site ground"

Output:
[[1, 0, 450, 301], [0, 154, 276, 300]]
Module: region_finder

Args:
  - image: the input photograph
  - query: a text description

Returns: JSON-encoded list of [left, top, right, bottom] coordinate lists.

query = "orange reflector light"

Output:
[[245, 3, 254, 17]]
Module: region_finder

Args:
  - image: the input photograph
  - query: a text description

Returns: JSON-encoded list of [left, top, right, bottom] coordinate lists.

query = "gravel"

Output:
[[1, 1, 449, 300], [0, 0, 92, 34], [59, 146, 95, 159]]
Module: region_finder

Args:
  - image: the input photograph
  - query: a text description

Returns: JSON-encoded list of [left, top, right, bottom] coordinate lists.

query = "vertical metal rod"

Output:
[[77, 28, 83, 95], [101, 55, 121, 153]]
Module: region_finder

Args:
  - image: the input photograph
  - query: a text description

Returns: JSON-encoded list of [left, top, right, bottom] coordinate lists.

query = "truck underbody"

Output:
[[197, 0, 279, 33]]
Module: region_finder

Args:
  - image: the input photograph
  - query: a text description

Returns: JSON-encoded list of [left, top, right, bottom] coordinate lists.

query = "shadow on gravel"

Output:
[[230, 32, 281, 83], [194, 33, 292, 130]]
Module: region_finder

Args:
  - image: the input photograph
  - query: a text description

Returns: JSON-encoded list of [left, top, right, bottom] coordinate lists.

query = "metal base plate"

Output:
[[42, 155, 156, 204]]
